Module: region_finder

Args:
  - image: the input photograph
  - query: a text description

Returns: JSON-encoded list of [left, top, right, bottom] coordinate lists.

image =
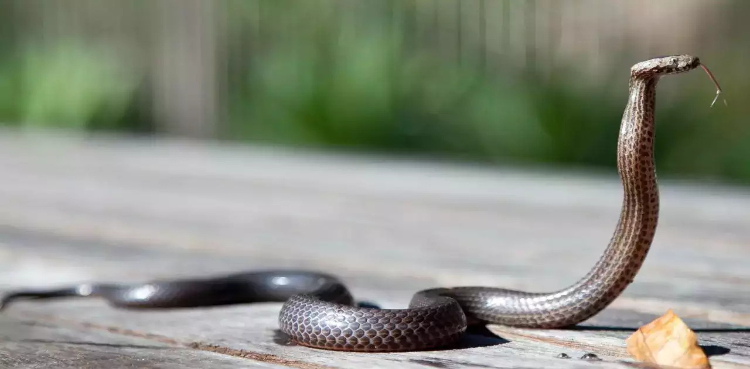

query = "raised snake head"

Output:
[[631, 55, 701, 78]]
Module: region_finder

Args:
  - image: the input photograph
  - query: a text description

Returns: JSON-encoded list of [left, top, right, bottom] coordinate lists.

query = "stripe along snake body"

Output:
[[1, 55, 722, 352]]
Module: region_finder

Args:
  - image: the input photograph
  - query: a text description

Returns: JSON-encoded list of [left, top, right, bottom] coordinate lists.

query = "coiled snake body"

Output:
[[1, 55, 717, 352]]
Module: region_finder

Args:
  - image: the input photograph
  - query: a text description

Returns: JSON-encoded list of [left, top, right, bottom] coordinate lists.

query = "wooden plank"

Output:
[[4, 301, 631, 369], [1, 130, 750, 368], [0, 316, 287, 368]]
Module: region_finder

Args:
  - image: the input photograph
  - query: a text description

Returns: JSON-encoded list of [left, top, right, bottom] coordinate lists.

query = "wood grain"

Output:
[[0, 316, 286, 368]]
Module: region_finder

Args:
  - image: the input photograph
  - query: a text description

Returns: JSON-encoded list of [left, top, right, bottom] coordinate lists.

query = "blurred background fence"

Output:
[[0, 0, 748, 182]]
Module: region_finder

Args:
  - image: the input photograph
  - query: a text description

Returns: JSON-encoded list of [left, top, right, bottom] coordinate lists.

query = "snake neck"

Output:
[[559, 75, 660, 319], [445, 75, 664, 328]]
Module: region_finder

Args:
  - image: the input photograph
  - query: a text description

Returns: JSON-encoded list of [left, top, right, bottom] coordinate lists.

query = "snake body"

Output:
[[0, 55, 705, 352]]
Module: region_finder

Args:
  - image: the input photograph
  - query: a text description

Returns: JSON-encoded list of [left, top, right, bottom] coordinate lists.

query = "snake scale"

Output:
[[0, 55, 722, 352]]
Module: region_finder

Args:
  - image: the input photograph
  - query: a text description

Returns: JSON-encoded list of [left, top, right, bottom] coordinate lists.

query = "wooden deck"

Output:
[[1, 129, 749, 368]]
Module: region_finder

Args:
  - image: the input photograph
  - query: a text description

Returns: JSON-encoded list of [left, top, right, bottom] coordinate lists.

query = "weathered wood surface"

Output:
[[1, 129, 750, 368]]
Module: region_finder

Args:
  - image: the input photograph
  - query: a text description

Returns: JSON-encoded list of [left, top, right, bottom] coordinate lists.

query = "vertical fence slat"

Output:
[[151, 0, 217, 138]]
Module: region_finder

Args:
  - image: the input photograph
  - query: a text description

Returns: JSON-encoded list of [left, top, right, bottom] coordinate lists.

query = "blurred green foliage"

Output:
[[223, 1, 749, 183], [0, 40, 143, 131], [1, 1, 749, 184]]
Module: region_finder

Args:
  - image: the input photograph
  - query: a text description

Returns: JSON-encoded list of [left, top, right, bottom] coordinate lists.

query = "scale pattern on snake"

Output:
[[0, 55, 715, 352]]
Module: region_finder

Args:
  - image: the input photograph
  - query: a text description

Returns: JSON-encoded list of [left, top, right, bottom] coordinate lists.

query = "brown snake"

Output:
[[1, 55, 723, 352]]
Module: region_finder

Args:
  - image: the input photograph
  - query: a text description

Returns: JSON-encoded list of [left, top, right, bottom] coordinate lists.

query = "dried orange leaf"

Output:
[[626, 309, 710, 369]]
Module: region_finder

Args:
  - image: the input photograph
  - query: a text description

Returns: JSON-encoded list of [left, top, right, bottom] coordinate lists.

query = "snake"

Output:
[[0, 55, 722, 352]]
